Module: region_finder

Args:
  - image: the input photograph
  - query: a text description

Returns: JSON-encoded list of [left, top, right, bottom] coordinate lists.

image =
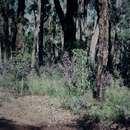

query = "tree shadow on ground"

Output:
[[0, 116, 130, 130], [0, 118, 41, 130]]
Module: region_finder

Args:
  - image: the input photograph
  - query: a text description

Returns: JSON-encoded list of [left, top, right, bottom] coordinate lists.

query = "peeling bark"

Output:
[[94, 0, 110, 99], [90, 23, 99, 62]]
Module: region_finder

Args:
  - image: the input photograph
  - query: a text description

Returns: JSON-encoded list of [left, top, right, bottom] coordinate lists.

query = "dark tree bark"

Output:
[[0, 0, 17, 59], [38, 0, 44, 66], [94, 0, 110, 99], [2, 0, 10, 61], [15, 0, 25, 53], [17, 0, 25, 18], [54, 0, 78, 53], [8, 1, 17, 57], [0, 13, 3, 63]]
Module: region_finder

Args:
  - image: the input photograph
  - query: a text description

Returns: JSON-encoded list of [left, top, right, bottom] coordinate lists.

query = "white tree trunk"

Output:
[[90, 23, 99, 62]]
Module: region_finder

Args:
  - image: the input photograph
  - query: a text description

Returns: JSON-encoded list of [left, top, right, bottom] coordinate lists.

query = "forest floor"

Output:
[[0, 88, 80, 130], [0, 88, 130, 130]]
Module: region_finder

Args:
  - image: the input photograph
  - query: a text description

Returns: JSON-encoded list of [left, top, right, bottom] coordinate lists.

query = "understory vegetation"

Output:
[[0, 50, 130, 125]]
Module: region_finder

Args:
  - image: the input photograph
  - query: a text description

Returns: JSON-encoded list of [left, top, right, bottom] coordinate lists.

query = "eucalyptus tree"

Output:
[[31, 0, 51, 72], [76, 0, 90, 48], [94, 0, 110, 99], [54, 0, 78, 54], [0, 0, 16, 61], [0, 1, 4, 63], [15, 0, 25, 53]]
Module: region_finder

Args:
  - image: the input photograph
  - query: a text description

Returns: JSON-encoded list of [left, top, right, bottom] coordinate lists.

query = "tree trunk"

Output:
[[90, 22, 99, 62], [15, 0, 25, 53], [0, 12, 4, 63], [31, 0, 44, 73], [3, 0, 10, 60], [38, 0, 44, 66], [54, 0, 78, 54], [94, 0, 110, 100], [76, 0, 90, 48], [0, 42, 1, 64], [9, 1, 17, 56], [64, 17, 76, 52], [0, 0, 17, 59]]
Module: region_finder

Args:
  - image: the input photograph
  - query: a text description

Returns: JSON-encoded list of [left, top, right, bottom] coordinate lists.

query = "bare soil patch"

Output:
[[0, 89, 78, 125], [0, 89, 130, 130]]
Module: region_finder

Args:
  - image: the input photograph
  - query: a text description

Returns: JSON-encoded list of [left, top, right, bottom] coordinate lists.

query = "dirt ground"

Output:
[[0, 88, 81, 130], [0, 88, 130, 130]]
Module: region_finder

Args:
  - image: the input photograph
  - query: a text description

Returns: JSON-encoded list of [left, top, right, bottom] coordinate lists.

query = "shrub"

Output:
[[62, 49, 95, 95], [63, 93, 92, 114], [87, 86, 130, 122], [72, 49, 91, 92], [0, 53, 31, 94]]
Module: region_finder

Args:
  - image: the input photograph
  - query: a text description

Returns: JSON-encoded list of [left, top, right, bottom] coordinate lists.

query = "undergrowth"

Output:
[[0, 49, 130, 124]]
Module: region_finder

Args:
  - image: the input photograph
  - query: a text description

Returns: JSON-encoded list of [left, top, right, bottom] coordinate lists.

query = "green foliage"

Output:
[[118, 29, 130, 86], [62, 79, 130, 122], [63, 92, 92, 114], [25, 32, 34, 54], [14, 53, 31, 73], [0, 53, 31, 94], [27, 75, 66, 97], [27, 0, 51, 22], [87, 86, 130, 122], [0, 56, 130, 124], [65, 49, 95, 94], [11, 53, 31, 93], [0, 0, 3, 12], [25, 66, 66, 97], [72, 49, 90, 89]]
